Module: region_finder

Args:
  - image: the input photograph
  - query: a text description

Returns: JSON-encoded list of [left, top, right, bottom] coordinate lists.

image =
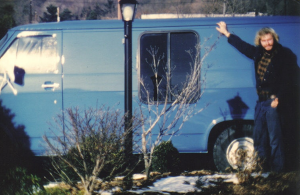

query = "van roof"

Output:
[[10, 16, 300, 31]]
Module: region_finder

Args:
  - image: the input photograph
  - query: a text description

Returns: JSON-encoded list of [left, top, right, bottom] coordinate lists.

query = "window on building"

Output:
[[139, 31, 199, 103]]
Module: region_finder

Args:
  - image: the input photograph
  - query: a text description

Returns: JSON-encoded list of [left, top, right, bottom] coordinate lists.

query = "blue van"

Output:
[[0, 16, 299, 171]]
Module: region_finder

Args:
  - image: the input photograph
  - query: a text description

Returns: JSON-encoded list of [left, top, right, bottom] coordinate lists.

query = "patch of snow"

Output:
[[44, 182, 60, 189], [131, 176, 200, 194], [46, 172, 271, 194], [128, 172, 269, 194], [100, 192, 113, 195], [115, 174, 147, 181], [133, 174, 147, 180]]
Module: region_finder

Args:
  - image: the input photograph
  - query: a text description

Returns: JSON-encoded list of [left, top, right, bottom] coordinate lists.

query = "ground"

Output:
[[45, 170, 299, 195], [112, 170, 299, 195]]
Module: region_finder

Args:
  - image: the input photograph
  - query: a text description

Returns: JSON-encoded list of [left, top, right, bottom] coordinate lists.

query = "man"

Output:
[[216, 21, 299, 172]]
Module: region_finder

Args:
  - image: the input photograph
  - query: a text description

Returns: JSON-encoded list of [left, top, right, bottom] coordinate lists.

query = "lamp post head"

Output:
[[119, 0, 138, 22]]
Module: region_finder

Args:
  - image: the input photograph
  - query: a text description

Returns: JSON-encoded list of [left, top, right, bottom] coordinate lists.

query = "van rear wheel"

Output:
[[213, 123, 254, 172]]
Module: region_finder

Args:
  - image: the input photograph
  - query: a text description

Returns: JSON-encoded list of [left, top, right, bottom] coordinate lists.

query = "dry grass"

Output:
[[200, 171, 299, 195], [199, 148, 300, 195]]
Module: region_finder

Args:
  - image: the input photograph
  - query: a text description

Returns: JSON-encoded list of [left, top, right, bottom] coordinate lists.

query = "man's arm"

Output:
[[216, 21, 256, 60]]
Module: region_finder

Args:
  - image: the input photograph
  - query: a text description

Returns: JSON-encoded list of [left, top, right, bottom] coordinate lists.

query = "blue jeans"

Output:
[[253, 99, 285, 172]]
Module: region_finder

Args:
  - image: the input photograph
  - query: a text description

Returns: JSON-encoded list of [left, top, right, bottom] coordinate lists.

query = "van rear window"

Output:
[[139, 31, 199, 103]]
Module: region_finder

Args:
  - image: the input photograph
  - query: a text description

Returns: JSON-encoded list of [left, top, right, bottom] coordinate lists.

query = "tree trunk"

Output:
[[223, 0, 226, 16], [145, 163, 151, 180], [144, 153, 151, 180]]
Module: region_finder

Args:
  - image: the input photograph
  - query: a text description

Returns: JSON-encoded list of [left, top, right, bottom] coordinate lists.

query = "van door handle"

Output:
[[42, 81, 59, 90]]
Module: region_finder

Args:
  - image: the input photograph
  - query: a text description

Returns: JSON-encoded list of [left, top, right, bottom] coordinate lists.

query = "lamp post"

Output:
[[119, 0, 137, 169]]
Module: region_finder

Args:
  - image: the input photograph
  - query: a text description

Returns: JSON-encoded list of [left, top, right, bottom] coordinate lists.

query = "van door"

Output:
[[0, 31, 62, 155]]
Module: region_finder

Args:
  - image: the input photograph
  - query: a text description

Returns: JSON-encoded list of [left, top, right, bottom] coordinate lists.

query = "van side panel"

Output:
[[62, 29, 125, 110]]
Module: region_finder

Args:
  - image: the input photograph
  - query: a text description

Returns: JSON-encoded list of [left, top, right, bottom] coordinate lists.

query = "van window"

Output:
[[139, 31, 199, 103], [0, 35, 59, 78]]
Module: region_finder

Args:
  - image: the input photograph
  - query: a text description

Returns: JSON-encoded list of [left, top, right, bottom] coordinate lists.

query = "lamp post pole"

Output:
[[119, 0, 137, 189], [124, 19, 133, 157]]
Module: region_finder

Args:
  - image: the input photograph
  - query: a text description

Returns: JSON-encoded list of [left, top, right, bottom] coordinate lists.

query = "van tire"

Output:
[[213, 123, 254, 172]]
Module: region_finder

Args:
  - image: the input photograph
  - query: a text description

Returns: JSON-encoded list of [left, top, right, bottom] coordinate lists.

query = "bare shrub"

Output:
[[43, 106, 140, 195]]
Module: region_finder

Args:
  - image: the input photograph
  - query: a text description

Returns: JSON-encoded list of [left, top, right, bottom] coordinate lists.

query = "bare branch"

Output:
[[137, 35, 219, 179]]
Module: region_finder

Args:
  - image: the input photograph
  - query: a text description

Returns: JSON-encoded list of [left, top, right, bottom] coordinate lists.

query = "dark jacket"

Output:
[[227, 34, 299, 108]]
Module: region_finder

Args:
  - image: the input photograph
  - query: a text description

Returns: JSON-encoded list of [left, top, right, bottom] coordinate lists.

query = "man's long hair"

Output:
[[254, 27, 279, 46]]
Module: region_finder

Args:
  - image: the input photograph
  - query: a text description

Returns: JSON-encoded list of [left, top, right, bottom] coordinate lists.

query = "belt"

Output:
[[270, 95, 276, 99]]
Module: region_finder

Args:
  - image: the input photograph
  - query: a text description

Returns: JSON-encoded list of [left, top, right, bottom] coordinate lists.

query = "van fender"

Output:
[[206, 118, 254, 171]]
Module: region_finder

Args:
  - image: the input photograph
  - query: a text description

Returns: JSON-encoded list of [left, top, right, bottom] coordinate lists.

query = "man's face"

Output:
[[260, 33, 274, 51]]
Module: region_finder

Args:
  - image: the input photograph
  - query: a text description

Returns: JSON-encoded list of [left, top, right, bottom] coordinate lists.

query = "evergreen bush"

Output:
[[151, 141, 181, 174], [1, 167, 42, 195]]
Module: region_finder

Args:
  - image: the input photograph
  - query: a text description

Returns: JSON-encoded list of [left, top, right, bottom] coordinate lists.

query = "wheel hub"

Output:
[[226, 137, 254, 170]]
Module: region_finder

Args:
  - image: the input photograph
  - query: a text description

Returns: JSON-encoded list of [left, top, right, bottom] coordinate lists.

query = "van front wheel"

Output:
[[213, 124, 254, 172]]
